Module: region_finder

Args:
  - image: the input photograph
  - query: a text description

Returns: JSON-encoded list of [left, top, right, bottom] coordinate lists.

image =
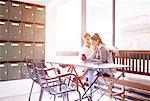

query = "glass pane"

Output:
[[116, 0, 150, 50], [86, 0, 113, 47], [56, 0, 81, 52]]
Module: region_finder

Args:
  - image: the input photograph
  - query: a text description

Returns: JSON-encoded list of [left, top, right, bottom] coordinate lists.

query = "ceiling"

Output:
[[14, 0, 150, 7], [14, 0, 70, 6]]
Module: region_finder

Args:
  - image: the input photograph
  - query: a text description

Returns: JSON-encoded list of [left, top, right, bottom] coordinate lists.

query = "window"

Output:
[[86, 0, 113, 47], [56, 0, 81, 52], [46, 0, 81, 58], [116, 0, 150, 50]]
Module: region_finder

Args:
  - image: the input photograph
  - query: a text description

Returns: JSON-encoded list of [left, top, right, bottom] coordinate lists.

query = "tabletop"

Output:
[[46, 56, 130, 69]]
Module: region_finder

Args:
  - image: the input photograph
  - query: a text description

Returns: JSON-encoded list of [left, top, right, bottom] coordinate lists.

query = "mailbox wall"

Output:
[[0, 0, 45, 81]]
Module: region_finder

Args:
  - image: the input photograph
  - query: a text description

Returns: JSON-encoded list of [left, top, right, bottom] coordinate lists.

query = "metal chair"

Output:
[[27, 59, 81, 101], [26, 58, 39, 101], [26, 59, 59, 101]]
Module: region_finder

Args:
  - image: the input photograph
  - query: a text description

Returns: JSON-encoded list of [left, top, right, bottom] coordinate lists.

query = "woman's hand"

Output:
[[109, 46, 119, 55], [94, 46, 98, 52]]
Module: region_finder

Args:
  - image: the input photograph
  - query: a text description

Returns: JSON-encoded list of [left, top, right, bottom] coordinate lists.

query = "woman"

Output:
[[91, 33, 116, 77]]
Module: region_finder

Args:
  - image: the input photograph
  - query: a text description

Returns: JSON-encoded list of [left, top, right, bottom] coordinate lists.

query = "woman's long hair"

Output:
[[91, 33, 105, 45]]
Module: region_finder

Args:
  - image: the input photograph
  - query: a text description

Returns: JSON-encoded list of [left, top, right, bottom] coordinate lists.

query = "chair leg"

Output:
[[62, 93, 67, 101], [28, 81, 34, 101], [54, 95, 56, 101], [76, 91, 81, 101], [78, 91, 81, 101], [63, 93, 65, 101], [39, 88, 44, 101], [66, 93, 69, 101], [62, 93, 69, 101]]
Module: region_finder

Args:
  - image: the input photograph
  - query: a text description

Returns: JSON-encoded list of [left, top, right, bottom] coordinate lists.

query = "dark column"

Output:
[[112, 0, 115, 46]]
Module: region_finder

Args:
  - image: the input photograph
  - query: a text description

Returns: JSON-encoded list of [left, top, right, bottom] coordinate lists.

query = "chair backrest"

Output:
[[32, 60, 48, 86], [30, 59, 59, 95], [25, 59, 48, 83], [26, 59, 39, 83], [26, 59, 56, 88]]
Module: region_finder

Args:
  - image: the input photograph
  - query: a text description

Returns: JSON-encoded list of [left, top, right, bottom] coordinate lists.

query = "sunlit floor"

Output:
[[0, 90, 121, 101], [0, 90, 119, 101], [0, 79, 149, 101], [0, 79, 120, 101]]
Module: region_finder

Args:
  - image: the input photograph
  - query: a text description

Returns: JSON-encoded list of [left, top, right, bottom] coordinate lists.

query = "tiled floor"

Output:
[[0, 79, 119, 101], [0, 79, 149, 101], [0, 91, 118, 101]]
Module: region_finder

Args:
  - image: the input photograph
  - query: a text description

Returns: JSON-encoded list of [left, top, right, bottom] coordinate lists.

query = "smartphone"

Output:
[[81, 54, 87, 61]]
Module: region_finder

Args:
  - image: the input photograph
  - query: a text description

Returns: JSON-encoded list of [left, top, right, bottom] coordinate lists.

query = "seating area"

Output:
[[23, 52, 150, 101], [0, 53, 150, 101], [96, 50, 150, 100], [0, 0, 150, 101]]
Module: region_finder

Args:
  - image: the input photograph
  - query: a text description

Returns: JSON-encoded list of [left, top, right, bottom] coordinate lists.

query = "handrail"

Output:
[[119, 50, 150, 54]]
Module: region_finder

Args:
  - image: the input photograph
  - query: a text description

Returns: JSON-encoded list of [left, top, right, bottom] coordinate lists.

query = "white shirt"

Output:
[[80, 44, 95, 60]]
